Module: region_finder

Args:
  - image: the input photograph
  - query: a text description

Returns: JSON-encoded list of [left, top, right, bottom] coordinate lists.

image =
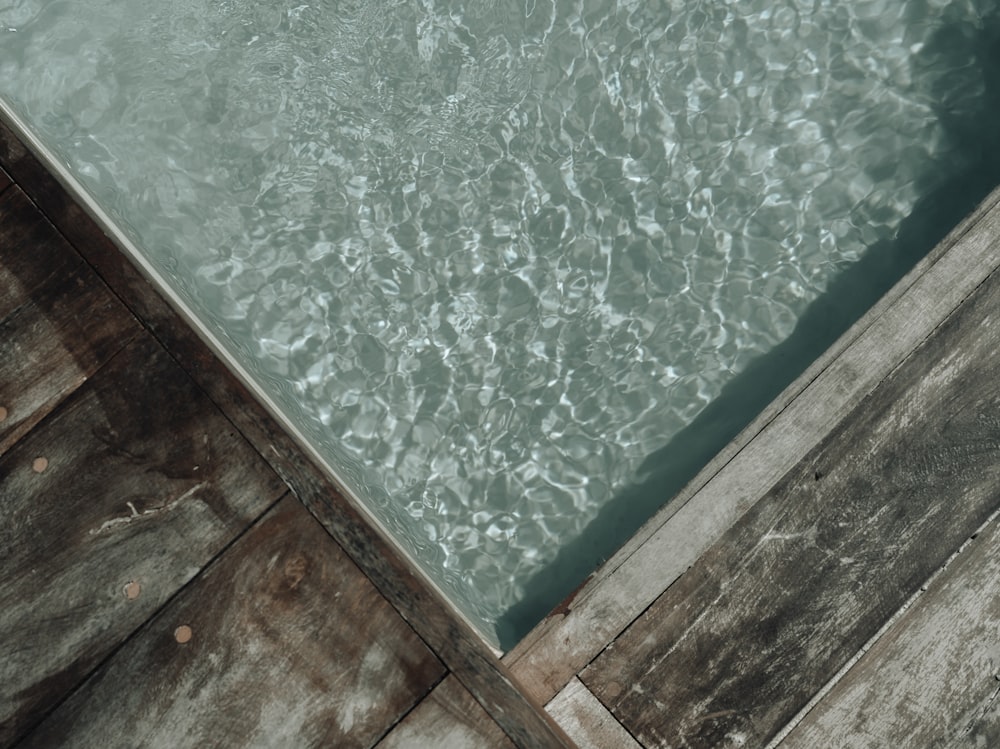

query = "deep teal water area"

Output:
[[1, 0, 998, 647]]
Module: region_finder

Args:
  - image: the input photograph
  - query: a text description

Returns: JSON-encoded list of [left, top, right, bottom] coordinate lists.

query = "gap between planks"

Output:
[[0, 115, 574, 749], [504, 185, 1000, 703], [546, 678, 642, 749], [766, 504, 1000, 748]]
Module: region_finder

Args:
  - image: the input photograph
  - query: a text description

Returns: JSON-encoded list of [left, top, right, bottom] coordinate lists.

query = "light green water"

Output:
[[2, 0, 998, 646]]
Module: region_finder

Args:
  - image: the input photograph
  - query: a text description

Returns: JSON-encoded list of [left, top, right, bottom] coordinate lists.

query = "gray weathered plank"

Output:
[[546, 678, 642, 749], [506, 186, 1000, 704], [579, 257, 1000, 747], [0, 187, 140, 455], [778, 513, 1000, 748], [0, 116, 572, 748], [376, 675, 516, 749], [0, 334, 286, 745], [21, 495, 446, 749]]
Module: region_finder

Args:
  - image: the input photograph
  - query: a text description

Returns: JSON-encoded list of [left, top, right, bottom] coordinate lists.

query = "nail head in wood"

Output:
[[32, 456, 48, 473], [174, 625, 193, 644]]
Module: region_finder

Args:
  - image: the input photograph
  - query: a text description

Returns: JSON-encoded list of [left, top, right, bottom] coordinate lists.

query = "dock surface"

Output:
[[3, 118, 1000, 748], [0, 132, 538, 748]]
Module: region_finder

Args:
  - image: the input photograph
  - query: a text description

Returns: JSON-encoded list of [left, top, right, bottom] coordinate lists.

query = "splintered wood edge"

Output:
[[505, 186, 1000, 702]]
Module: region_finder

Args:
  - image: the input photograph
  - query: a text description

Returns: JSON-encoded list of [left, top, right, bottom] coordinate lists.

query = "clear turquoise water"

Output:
[[2, 0, 997, 646]]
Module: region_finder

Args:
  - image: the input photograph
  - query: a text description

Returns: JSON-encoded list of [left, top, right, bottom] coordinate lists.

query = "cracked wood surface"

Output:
[[0, 332, 287, 745], [779, 509, 1000, 747], [579, 253, 1000, 747], [20, 497, 446, 749]]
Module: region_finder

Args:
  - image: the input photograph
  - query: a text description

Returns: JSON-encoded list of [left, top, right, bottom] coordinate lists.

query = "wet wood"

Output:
[[580, 257, 1000, 747], [0, 334, 286, 745], [0, 187, 140, 455], [546, 678, 642, 749], [376, 675, 516, 749], [779, 512, 1000, 747], [506, 186, 1000, 704], [21, 496, 445, 749], [0, 117, 574, 749]]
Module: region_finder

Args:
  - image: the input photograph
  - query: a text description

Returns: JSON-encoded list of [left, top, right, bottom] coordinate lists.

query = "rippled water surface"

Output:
[[2, 0, 996, 644]]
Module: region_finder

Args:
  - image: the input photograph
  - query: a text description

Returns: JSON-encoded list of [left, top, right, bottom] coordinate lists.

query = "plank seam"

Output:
[[507, 188, 1000, 704], [559, 184, 1000, 603], [546, 678, 646, 749], [10, 490, 292, 749], [766, 504, 1000, 748], [0, 322, 144, 454], [0, 132, 572, 749], [369, 671, 453, 749]]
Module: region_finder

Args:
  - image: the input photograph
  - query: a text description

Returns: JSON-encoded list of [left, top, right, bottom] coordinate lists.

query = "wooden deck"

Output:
[[0, 131, 565, 748], [3, 113, 1000, 748]]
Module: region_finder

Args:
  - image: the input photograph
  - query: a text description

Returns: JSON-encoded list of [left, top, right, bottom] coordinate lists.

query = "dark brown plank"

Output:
[[0, 166, 10, 194], [581, 262, 1000, 748], [21, 495, 446, 749], [0, 187, 140, 455], [779, 512, 1000, 747], [0, 334, 286, 745], [377, 675, 516, 749], [1, 187, 81, 318], [0, 117, 572, 747]]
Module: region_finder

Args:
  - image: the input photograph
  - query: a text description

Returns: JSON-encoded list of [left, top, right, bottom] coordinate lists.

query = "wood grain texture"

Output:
[[0, 118, 574, 748], [779, 513, 1000, 748], [0, 188, 78, 317], [0, 166, 10, 194], [506, 186, 1000, 704], [376, 675, 516, 749], [0, 187, 140, 455], [546, 679, 642, 749], [21, 496, 446, 749], [0, 334, 286, 745], [580, 258, 1000, 748]]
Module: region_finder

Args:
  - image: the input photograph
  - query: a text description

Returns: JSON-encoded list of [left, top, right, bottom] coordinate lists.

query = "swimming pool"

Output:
[[2, 0, 998, 647]]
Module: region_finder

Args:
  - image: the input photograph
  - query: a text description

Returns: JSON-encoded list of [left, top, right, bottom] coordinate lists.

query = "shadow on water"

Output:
[[495, 8, 1000, 649]]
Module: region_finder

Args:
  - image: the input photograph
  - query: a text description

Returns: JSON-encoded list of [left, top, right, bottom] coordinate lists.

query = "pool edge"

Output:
[[504, 182, 1000, 703]]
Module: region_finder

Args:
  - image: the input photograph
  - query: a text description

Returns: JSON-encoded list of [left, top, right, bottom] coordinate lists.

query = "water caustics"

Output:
[[2, 0, 997, 646]]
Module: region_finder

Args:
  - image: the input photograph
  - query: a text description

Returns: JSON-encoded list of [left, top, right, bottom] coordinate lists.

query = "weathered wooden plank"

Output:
[[0, 166, 10, 194], [21, 496, 446, 749], [0, 117, 572, 748], [0, 188, 80, 318], [376, 675, 516, 749], [777, 512, 1000, 747], [505, 186, 1000, 703], [0, 188, 140, 455], [546, 678, 642, 749], [579, 257, 1000, 748], [0, 334, 286, 745]]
